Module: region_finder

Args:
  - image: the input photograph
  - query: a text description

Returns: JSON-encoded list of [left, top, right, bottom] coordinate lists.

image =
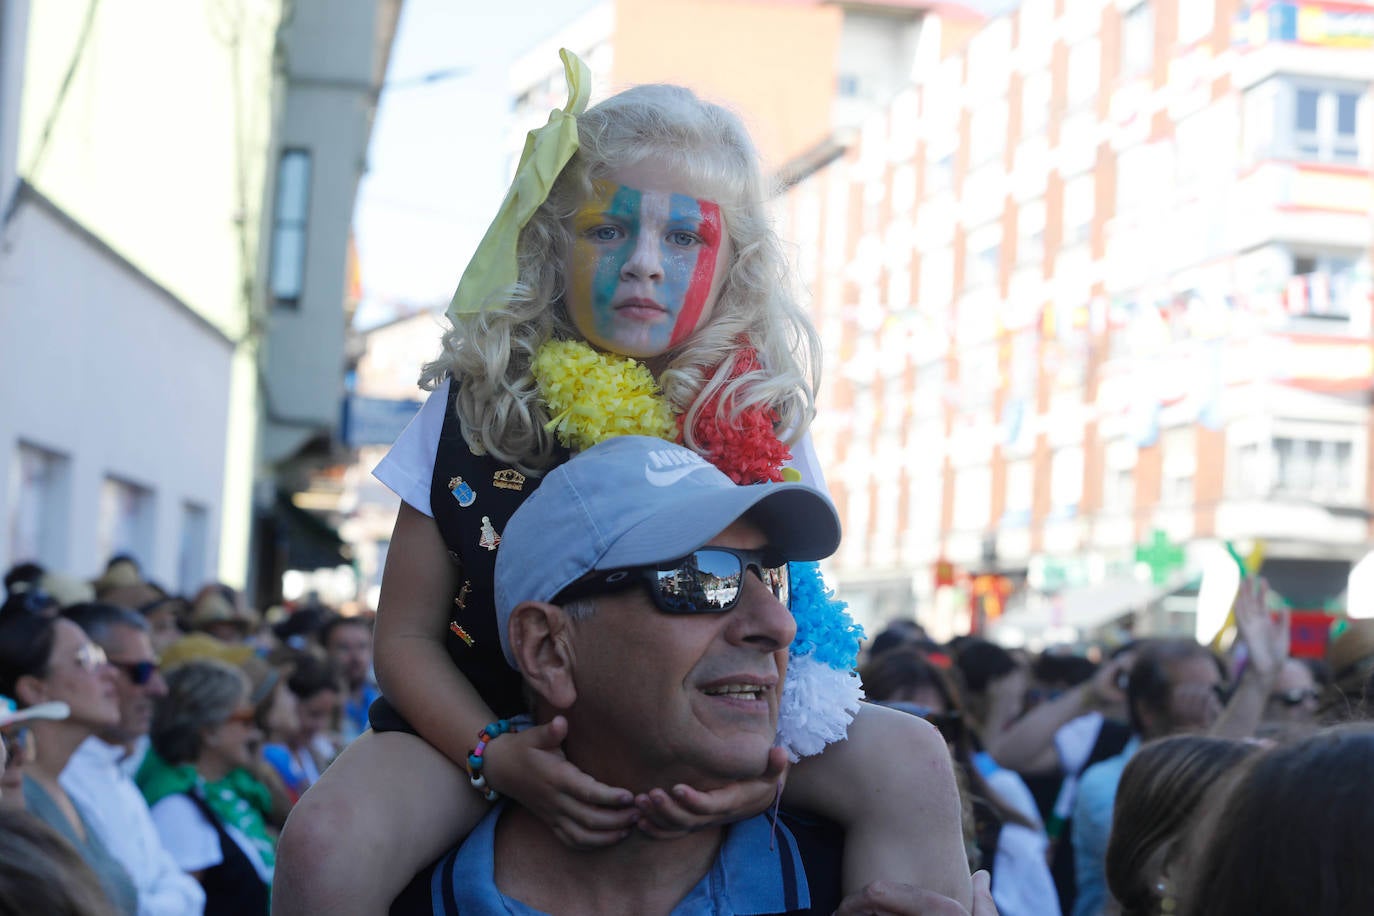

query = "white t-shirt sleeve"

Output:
[[372, 378, 449, 518], [149, 795, 224, 873]]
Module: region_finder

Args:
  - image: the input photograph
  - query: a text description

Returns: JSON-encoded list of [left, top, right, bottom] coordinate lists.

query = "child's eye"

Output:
[[589, 225, 623, 242], [667, 230, 700, 247]]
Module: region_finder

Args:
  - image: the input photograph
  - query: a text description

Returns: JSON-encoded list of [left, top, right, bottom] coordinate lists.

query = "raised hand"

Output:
[[1234, 576, 1289, 684]]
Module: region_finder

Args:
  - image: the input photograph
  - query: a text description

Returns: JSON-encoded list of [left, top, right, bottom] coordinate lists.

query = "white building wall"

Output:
[[261, 0, 393, 465], [0, 0, 30, 203], [0, 192, 233, 586]]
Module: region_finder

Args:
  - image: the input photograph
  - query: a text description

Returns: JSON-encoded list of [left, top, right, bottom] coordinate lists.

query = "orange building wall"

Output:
[[611, 0, 843, 169]]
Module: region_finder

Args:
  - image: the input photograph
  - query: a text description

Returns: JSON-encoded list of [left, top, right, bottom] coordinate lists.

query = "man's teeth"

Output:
[[704, 684, 763, 699]]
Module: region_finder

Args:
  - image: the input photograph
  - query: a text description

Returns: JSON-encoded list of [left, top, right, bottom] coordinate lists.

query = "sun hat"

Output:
[[493, 435, 841, 668], [159, 633, 257, 671]]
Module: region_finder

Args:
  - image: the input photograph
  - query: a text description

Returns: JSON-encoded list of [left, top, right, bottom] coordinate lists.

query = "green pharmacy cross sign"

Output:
[[1136, 530, 1185, 586]]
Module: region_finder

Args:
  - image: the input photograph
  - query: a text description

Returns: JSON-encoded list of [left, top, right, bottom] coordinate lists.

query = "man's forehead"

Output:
[[702, 516, 770, 551]]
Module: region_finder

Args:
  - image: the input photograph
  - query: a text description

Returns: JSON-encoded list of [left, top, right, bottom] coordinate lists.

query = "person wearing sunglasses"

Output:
[[58, 603, 206, 916], [139, 659, 274, 916], [0, 607, 138, 915], [386, 436, 978, 916]]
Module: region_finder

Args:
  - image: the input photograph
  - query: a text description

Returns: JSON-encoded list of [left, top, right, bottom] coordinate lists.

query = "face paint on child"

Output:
[[567, 180, 728, 359]]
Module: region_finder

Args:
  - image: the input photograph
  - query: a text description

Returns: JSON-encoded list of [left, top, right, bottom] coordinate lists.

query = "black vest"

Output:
[[183, 790, 270, 916], [424, 379, 568, 718]]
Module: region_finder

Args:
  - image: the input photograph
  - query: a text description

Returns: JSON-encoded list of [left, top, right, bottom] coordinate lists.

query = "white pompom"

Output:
[[776, 655, 865, 762]]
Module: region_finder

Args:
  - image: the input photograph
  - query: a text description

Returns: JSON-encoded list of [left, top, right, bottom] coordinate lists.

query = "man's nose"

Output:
[[726, 571, 796, 652], [145, 670, 169, 698], [620, 234, 664, 281]]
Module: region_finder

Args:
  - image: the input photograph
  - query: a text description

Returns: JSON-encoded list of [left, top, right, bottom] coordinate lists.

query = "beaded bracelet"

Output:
[[466, 718, 513, 802]]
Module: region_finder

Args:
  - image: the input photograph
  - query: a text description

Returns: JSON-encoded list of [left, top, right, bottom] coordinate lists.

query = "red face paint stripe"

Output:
[[669, 201, 722, 348]]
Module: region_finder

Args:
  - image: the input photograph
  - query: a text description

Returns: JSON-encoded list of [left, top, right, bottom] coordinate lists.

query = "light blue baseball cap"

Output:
[[493, 436, 841, 668]]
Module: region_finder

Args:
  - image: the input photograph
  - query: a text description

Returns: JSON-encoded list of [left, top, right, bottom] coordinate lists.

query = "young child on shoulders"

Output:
[[273, 50, 970, 914]]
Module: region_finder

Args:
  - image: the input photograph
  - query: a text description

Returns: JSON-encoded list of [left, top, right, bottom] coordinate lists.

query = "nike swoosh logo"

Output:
[[644, 464, 705, 487]]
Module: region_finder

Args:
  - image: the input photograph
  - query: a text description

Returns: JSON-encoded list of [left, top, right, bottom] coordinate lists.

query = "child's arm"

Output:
[[783, 703, 973, 909], [374, 502, 638, 845]]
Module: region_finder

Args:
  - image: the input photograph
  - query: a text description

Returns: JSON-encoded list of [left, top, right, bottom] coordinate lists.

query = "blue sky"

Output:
[[352, 0, 600, 327]]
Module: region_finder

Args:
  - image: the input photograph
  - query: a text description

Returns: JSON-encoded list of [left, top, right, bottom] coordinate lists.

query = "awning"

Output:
[[274, 494, 350, 571], [1051, 578, 1172, 630], [992, 575, 1184, 638]]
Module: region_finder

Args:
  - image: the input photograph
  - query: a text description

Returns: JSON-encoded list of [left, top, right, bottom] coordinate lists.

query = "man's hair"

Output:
[[62, 602, 149, 646], [1126, 639, 1225, 735], [318, 614, 372, 649], [286, 653, 343, 701], [1032, 652, 1098, 688], [952, 639, 1018, 695]]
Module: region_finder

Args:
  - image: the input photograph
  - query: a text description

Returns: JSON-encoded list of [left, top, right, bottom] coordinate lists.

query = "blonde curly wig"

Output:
[[421, 83, 821, 475]]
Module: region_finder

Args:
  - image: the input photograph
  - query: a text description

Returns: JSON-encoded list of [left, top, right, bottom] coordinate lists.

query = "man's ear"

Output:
[[509, 602, 577, 710], [13, 674, 48, 709]]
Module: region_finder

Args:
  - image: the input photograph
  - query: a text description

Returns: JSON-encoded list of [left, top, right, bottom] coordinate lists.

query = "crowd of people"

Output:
[[4, 543, 1374, 914], [0, 556, 375, 916], [861, 583, 1374, 916]]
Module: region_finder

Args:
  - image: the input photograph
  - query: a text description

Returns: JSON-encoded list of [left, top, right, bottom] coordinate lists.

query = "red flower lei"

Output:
[[677, 348, 792, 484]]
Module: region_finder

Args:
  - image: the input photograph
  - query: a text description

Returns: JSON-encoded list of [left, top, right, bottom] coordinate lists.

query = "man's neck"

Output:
[[493, 803, 725, 916]]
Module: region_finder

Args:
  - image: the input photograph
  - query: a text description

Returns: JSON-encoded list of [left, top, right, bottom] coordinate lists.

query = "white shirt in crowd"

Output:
[[149, 794, 275, 885], [60, 737, 207, 916]]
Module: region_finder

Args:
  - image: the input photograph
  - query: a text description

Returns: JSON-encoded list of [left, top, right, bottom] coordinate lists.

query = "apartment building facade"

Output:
[[780, 0, 1374, 645]]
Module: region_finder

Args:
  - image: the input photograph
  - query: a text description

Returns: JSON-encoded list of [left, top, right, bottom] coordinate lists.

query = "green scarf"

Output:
[[137, 746, 277, 873]]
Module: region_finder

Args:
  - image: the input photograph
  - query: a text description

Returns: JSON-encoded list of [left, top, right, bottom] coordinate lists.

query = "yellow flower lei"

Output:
[[532, 340, 678, 452]]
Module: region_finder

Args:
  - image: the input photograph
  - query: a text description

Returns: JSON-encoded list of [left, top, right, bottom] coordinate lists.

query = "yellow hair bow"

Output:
[[448, 48, 592, 318]]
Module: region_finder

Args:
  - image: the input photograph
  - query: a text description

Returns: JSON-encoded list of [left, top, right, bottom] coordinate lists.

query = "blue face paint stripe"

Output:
[[590, 185, 640, 339]]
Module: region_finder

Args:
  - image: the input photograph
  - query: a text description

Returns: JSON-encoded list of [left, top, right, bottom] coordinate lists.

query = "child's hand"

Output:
[[483, 715, 639, 848], [634, 745, 789, 838]]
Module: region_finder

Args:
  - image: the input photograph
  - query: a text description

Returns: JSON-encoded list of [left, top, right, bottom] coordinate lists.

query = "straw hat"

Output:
[[159, 633, 257, 671], [92, 558, 143, 597], [189, 586, 259, 633]]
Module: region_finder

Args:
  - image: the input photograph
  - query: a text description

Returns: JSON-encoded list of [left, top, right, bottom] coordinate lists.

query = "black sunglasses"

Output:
[[110, 660, 159, 686], [2, 727, 31, 768], [556, 547, 790, 615]]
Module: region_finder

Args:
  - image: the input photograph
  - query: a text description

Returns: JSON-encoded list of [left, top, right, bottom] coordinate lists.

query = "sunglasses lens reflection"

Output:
[[650, 549, 791, 614]]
